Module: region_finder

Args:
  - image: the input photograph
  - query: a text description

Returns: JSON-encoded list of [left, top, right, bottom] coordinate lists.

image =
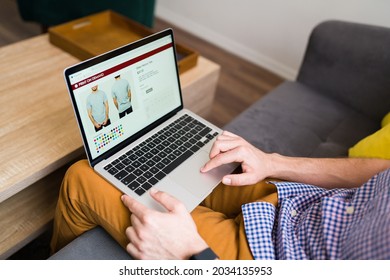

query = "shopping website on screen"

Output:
[[69, 36, 182, 159]]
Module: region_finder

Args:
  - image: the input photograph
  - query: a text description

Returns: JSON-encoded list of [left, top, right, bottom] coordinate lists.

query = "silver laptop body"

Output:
[[64, 29, 236, 212]]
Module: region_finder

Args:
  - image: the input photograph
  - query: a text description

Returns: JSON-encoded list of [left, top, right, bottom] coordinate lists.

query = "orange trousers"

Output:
[[50, 160, 278, 260]]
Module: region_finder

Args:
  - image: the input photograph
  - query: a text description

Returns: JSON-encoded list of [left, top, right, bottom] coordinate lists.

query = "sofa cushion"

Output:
[[348, 123, 390, 159], [382, 112, 390, 127], [224, 81, 379, 157]]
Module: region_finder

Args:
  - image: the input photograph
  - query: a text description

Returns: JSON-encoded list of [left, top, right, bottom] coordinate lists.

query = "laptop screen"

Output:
[[65, 30, 183, 164]]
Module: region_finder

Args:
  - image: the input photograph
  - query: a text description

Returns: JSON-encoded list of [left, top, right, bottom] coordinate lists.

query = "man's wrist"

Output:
[[183, 237, 209, 260], [189, 247, 218, 260]]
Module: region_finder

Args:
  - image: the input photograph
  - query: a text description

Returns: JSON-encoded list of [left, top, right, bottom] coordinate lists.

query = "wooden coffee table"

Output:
[[0, 34, 220, 259]]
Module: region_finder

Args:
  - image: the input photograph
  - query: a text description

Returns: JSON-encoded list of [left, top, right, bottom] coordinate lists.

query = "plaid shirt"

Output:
[[242, 168, 390, 259]]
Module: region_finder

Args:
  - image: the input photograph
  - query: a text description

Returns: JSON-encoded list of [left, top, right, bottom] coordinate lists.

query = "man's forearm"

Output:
[[267, 154, 390, 189]]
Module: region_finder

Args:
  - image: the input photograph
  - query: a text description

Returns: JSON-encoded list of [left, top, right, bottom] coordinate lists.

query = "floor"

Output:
[[1, 1, 284, 259]]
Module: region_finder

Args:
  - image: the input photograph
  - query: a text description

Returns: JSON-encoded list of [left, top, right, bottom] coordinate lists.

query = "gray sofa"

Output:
[[50, 20, 390, 260]]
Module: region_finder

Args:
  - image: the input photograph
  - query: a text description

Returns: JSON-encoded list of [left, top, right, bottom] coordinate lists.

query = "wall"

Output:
[[155, 0, 390, 80]]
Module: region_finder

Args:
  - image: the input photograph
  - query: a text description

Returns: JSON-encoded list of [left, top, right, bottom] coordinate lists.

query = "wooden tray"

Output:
[[48, 10, 198, 74]]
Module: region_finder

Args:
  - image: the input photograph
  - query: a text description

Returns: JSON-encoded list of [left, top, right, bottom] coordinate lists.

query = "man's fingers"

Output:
[[125, 226, 144, 258], [208, 130, 246, 159], [126, 241, 141, 259], [202, 149, 242, 173], [149, 188, 186, 213], [209, 138, 243, 159], [125, 226, 139, 243], [130, 212, 143, 231], [121, 194, 149, 218], [221, 130, 239, 137], [222, 173, 257, 186]]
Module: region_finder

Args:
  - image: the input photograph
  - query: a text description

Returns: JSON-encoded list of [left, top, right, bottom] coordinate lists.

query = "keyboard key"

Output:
[[199, 127, 212, 137], [156, 162, 165, 169], [179, 146, 187, 152], [158, 151, 167, 158], [121, 174, 136, 185], [135, 150, 143, 157], [170, 143, 178, 150], [196, 141, 206, 148], [142, 182, 152, 191], [125, 165, 135, 173], [137, 176, 147, 184], [184, 142, 192, 148], [155, 171, 166, 180], [140, 164, 150, 172], [146, 160, 156, 167], [162, 150, 193, 174], [114, 170, 128, 180], [157, 144, 165, 150], [144, 152, 153, 158], [152, 155, 161, 162], [190, 145, 201, 153], [148, 177, 158, 185], [128, 154, 138, 161], [149, 167, 159, 174], [139, 157, 147, 163], [128, 181, 140, 190], [143, 171, 153, 179], [147, 142, 156, 148], [135, 188, 146, 196], [108, 167, 119, 175], [115, 162, 125, 170], [133, 169, 143, 176], [162, 140, 170, 146], [141, 146, 149, 153]]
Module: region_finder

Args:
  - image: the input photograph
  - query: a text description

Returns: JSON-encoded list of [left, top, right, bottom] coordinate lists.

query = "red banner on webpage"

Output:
[[71, 43, 173, 90]]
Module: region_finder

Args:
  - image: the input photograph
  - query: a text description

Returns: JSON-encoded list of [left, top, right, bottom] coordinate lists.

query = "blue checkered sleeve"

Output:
[[242, 202, 276, 259]]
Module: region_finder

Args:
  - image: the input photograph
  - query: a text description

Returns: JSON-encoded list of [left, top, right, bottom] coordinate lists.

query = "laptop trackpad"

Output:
[[170, 150, 234, 198], [153, 177, 200, 212]]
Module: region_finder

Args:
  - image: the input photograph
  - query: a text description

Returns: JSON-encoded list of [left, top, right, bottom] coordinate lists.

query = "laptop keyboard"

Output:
[[103, 114, 219, 196]]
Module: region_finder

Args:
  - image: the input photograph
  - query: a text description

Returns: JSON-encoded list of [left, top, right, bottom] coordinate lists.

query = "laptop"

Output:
[[64, 29, 237, 212]]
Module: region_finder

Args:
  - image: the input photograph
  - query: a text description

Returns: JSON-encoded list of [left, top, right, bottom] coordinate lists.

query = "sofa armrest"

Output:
[[49, 227, 132, 260]]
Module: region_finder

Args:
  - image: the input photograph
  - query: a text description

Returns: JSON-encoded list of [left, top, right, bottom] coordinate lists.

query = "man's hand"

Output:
[[201, 131, 273, 186], [202, 132, 390, 189], [121, 189, 208, 260]]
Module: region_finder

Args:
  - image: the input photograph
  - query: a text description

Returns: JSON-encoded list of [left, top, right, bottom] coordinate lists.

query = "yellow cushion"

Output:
[[348, 124, 390, 159], [381, 112, 390, 127]]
